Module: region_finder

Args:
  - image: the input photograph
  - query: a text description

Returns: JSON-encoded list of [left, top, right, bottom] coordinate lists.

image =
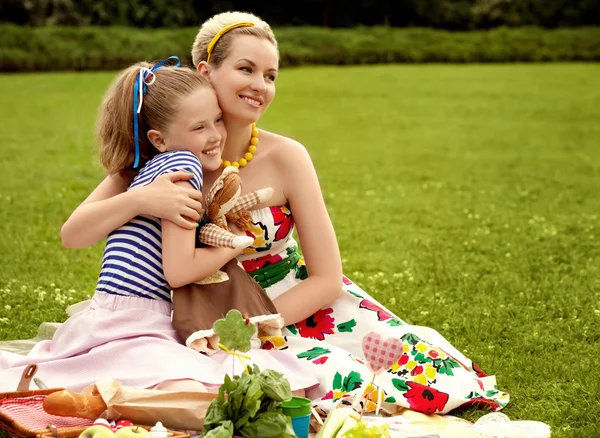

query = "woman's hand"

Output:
[[62, 172, 204, 248], [134, 171, 204, 229]]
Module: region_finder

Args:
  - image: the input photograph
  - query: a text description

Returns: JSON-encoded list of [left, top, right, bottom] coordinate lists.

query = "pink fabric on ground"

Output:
[[0, 293, 318, 393]]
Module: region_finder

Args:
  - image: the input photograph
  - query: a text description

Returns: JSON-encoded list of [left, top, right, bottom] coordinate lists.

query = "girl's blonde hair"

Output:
[[192, 11, 278, 68], [97, 62, 211, 177]]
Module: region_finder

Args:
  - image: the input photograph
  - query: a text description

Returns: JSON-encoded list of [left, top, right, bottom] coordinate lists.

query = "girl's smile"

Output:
[[202, 144, 222, 156]]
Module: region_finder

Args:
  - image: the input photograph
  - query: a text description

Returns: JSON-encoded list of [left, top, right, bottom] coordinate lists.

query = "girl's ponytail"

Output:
[[97, 62, 154, 177], [96, 60, 212, 177]]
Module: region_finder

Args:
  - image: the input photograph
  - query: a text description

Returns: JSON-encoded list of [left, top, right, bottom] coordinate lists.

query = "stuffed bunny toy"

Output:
[[197, 165, 273, 249], [172, 166, 283, 354]]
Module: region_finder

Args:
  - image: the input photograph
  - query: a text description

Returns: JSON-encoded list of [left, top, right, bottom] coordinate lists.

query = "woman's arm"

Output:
[[271, 140, 343, 325], [61, 171, 203, 248], [162, 181, 242, 288]]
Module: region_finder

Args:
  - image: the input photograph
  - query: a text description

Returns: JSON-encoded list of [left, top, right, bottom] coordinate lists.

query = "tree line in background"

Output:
[[3, 25, 599, 73], [2, 0, 599, 29]]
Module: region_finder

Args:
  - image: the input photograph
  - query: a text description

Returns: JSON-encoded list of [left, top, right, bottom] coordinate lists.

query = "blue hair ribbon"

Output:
[[132, 56, 181, 169]]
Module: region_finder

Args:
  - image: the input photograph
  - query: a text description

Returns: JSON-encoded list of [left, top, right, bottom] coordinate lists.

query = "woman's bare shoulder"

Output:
[[259, 130, 310, 164]]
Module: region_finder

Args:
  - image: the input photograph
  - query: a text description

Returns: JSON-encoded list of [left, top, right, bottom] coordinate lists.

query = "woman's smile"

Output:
[[239, 95, 263, 108]]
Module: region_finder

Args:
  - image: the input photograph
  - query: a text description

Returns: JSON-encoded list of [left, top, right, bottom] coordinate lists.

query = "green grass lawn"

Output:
[[0, 63, 599, 436]]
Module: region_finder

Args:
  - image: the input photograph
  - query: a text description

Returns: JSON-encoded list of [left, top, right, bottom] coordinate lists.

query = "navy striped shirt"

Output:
[[96, 151, 203, 301]]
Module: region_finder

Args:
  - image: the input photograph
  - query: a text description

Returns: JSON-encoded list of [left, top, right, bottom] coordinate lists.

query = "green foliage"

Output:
[[0, 0, 202, 27], [1, 25, 600, 72], [1, 0, 599, 29], [202, 365, 295, 438], [0, 64, 599, 436], [276, 26, 600, 65], [0, 24, 196, 72]]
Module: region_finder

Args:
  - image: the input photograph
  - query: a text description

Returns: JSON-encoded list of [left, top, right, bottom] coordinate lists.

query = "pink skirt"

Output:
[[0, 293, 318, 392]]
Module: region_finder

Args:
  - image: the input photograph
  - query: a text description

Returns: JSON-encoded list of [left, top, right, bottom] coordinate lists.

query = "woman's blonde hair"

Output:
[[97, 62, 211, 177], [192, 11, 278, 68]]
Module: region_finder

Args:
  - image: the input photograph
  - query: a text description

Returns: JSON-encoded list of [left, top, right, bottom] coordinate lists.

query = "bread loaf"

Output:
[[43, 389, 107, 419]]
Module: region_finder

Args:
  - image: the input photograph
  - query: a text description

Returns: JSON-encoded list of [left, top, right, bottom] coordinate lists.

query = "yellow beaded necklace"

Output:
[[220, 123, 258, 168]]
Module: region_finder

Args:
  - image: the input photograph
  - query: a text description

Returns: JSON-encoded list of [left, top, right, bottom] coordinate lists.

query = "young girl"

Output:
[[0, 59, 317, 394]]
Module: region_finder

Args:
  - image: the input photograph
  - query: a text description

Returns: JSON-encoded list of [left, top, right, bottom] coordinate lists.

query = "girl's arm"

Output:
[[61, 171, 203, 248], [162, 181, 242, 288], [271, 140, 343, 325]]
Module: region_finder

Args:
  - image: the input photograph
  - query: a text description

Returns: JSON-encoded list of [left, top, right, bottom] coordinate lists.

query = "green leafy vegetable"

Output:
[[257, 369, 293, 401], [203, 399, 228, 431], [203, 420, 234, 438], [201, 365, 296, 438], [240, 411, 294, 437]]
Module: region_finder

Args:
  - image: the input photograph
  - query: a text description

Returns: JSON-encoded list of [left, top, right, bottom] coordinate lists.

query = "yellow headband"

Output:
[[206, 21, 255, 63]]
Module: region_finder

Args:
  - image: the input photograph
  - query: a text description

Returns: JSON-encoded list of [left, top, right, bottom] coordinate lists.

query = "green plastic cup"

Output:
[[282, 396, 312, 417], [282, 397, 311, 438]]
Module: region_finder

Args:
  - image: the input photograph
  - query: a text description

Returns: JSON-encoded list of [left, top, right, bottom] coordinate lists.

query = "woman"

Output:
[[59, 12, 509, 414]]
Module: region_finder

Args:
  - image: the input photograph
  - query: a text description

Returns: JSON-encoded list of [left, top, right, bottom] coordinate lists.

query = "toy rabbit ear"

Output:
[[222, 166, 239, 176], [206, 176, 226, 206]]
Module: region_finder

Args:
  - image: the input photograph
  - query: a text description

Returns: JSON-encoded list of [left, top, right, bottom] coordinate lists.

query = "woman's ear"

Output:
[[147, 129, 167, 152], [197, 61, 211, 80]]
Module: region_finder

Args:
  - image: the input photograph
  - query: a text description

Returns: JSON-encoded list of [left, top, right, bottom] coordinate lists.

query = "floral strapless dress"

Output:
[[241, 205, 509, 415]]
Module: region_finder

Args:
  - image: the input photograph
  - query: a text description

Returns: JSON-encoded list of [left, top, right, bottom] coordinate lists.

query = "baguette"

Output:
[[43, 389, 107, 419]]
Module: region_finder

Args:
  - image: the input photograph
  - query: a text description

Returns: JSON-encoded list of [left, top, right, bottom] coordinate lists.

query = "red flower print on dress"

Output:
[[241, 253, 282, 273], [403, 382, 449, 413], [271, 206, 294, 242], [322, 390, 352, 401], [472, 361, 488, 378], [460, 397, 501, 411], [398, 354, 410, 366], [313, 356, 329, 365], [296, 308, 335, 340], [411, 365, 424, 377], [476, 379, 485, 391], [359, 299, 394, 321], [342, 276, 352, 286]]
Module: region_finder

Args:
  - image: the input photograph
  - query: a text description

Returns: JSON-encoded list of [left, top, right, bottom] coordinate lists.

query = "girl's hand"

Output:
[[134, 171, 203, 229]]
